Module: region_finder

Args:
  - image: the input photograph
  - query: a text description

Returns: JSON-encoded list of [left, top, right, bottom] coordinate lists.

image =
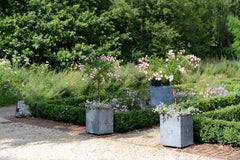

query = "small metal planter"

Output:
[[86, 107, 113, 135], [160, 114, 193, 148], [15, 100, 27, 118], [150, 85, 174, 106]]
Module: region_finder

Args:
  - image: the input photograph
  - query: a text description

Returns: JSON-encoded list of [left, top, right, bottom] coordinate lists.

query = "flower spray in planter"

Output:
[[153, 103, 202, 148], [73, 54, 122, 134], [137, 49, 201, 106]]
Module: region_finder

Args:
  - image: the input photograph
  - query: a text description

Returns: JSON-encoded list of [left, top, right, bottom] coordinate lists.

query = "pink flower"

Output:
[[112, 98, 118, 102], [169, 75, 174, 82], [179, 67, 186, 74]]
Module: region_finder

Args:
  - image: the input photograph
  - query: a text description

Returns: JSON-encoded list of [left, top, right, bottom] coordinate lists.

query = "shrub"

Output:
[[29, 100, 159, 132], [29, 102, 86, 125], [182, 92, 240, 112], [114, 108, 159, 132], [194, 114, 240, 146], [204, 104, 240, 121]]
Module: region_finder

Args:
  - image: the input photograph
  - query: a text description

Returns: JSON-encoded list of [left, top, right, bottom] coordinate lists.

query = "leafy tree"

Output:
[[0, 0, 120, 69], [227, 15, 240, 58]]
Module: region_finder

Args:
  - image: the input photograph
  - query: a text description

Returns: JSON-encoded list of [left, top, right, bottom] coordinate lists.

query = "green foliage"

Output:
[[29, 102, 86, 125], [182, 92, 240, 112], [194, 114, 240, 146], [45, 95, 101, 106], [228, 15, 240, 58], [204, 104, 240, 122], [110, 0, 180, 60], [114, 108, 159, 132], [29, 100, 159, 132], [1, 0, 240, 63], [0, 0, 120, 69]]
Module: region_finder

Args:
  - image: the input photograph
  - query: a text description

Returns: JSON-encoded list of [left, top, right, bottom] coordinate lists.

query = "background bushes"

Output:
[[1, 0, 240, 68]]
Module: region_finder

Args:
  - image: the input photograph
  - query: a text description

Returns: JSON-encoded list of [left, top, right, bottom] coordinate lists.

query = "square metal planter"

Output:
[[150, 85, 174, 106], [86, 108, 113, 135], [160, 114, 193, 148]]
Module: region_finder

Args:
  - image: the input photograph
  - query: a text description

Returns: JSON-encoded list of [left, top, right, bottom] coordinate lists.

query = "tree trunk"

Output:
[[98, 79, 101, 104]]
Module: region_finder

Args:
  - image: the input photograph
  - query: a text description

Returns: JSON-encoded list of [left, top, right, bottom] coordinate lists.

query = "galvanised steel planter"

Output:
[[86, 108, 113, 135], [150, 85, 174, 106], [160, 114, 193, 148]]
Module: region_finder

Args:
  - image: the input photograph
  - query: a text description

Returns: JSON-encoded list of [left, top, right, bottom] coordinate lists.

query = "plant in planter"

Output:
[[153, 103, 202, 148], [85, 100, 115, 135], [137, 49, 201, 106], [73, 54, 122, 134]]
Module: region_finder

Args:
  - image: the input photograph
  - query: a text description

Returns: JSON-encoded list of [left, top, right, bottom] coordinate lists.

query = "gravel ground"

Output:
[[0, 106, 219, 160]]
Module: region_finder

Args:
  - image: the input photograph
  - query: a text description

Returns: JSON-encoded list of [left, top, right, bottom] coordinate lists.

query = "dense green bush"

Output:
[[1, 0, 240, 65], [29, 100, 159, 132], [30, 102, 86, 125], [0, 0, 120, 69], [204, 104, 240, 122], [194, 114, 240, 146], [114, 108, 159, 132], [45, 95, 105, 106], [182, 92, 240, 112]]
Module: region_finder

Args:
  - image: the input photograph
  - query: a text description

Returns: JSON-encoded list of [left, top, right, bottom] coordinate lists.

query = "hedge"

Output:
[[45, 95, 104, 106], [182, 92, 240, 112], [194, 114, 240, 147], [204, 104, 240, 121], [114, 108, 159, 132], [29, 102, 86, 125], [29, 102, 159, 132], [28, 91, 240, 144]]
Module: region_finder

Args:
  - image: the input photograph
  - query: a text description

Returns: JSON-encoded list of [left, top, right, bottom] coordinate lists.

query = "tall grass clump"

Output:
[[182, 59, 240, 84], [0, 59, 20, 106]]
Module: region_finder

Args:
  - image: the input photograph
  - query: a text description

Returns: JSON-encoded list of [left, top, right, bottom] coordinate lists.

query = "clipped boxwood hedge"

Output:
[[29, 102, 86, 125], [29, 91, 240, 143], [204, 104, 240, 121], [194, 104, 240, 146], [114, 108, 159, 132], [29, 102, 159, 132], [182, 92, 240, 112], [194, 115, 240, 147], [45, 95, 105, 106]]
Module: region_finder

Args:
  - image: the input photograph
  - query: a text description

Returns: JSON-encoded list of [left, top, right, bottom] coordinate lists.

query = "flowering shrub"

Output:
[[137, 50, 201, 85], [72, 54, 122, 103], [175, 83, 239, 104], [0, 59, 11, 70], [58, 107, 70, 119], [111, 90, 150, 112]]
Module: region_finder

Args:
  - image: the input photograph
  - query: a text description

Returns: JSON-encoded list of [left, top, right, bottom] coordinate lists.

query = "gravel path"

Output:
[[0, 106, 224, 160]]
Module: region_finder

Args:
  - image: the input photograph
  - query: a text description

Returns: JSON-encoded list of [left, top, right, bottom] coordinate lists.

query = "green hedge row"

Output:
[[194, 104, 240, 146], [182, 92, 240, 112], [114, 108, 159, 132], [29, 103, 86, 125], [204, 104, 240, 121], [45, 95, 102, 106], [194, 115, 240, 147], [29, 91, 240, 144], [29, 102, 159, 133]]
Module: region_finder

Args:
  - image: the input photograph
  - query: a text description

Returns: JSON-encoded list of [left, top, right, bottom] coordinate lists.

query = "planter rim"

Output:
[[150, 84, 174, 87], [86, 107, 113, 110], [160, 114, 193, 117]]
